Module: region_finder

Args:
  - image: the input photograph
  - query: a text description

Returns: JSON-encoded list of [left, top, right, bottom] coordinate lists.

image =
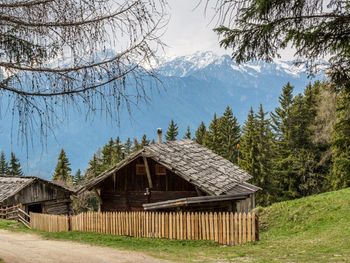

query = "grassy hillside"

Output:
[[1, 188, 349, 262]]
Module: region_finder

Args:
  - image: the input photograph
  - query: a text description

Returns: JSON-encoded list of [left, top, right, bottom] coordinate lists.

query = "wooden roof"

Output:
[[0, 176, 73, 204], [81, 140, 260, 196]]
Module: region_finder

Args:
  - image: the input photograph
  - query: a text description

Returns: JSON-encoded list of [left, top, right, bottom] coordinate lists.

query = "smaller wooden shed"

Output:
[[0, 176, 73, 215]]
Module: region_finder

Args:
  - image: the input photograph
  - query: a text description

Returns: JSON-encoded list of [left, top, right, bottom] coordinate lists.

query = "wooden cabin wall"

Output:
[[2, 180, 72, 215], [99, 157, 198, 211], [42, 200, 72, 215]]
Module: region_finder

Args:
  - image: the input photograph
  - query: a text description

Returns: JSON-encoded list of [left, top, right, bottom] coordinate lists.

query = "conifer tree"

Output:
[[101, 138, 114, 168], [195, 122, 207, 145], [270, 83, 297, 199], [238, 108, 258, 178], [166, 120, 179, 141], [204, 113, 222, 154], [124, 138, 132, 155], [255, 105, 275, 205], [290, 91, 323, 196], [219, 106, 240, 163], [184, 126, 192, 139], [73, 169, 83, 185], [133, 138, 141, 151], [331, 89, 350, 189], [8, 152, 23, 177], [113, 137, 123, 164], [85, 154, 102, 179], [0, 151, 8, 176], [52, 149, 72, 184], [271, 82, 294, 142], [141, 134, 150, 146]]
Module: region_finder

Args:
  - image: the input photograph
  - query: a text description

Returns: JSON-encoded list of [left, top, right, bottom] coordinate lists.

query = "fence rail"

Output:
[[30, 211, 258, 245], [0, 205, 30, 228]]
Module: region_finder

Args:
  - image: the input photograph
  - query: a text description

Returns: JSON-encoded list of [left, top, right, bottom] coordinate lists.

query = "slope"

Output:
[[1, 188, 349, 262]]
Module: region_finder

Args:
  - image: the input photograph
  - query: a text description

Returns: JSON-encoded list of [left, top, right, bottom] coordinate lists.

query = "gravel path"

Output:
[[0, 230, 169, 263]]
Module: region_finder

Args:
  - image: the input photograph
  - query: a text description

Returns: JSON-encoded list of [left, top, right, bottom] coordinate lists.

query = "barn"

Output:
[[0, 176, 73, 215], [81, 137, 260, 212]]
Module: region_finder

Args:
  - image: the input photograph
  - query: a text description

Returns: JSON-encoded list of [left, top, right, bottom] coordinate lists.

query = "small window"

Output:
[[155, 164, 167, 175], [136, 164, 146, 175]]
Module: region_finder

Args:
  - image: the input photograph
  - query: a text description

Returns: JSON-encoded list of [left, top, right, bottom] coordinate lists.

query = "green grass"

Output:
[[1, 188, 350, 262]]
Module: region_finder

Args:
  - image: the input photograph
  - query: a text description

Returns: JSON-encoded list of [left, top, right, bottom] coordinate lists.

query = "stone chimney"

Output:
[[157, 128, 163, 143]]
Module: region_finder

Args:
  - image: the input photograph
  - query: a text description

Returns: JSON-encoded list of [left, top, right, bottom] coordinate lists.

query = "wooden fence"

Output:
[[0, 205, 30, 228], [0, 205, 20, 220], [30, 213, 69, 232], [30, 211, 258, 245]]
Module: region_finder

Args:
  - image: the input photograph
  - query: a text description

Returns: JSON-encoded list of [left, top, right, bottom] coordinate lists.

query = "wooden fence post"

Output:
[[255, 213, 259, 241]]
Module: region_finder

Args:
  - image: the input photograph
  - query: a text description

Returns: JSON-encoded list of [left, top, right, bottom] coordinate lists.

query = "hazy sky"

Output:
[[163, 0, 295, 59], [162, 0, 224, 57]]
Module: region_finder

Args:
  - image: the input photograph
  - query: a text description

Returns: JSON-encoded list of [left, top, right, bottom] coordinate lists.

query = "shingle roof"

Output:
[[0, 176, 73, 204], [144, 140, 252, 195], [0, 177, 34, 203], [82, 140, 257, 196]]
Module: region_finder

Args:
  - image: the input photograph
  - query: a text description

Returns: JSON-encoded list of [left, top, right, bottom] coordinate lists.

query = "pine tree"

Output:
[[331, 89, 350, 189], [85, 154, 102, 179], [255, 104, 275, 205], [238, 108, 258, 178], [73, 169, 83, 185], [0, 151, 8, 176], [141, 134, 150, 146], [270, 83, 297, 200], [271, 82, 294, 143], [101, 138, 114, 168], [52, 149, 72, 184], [113, 137, 123, 164], [204, 113, 222, 154], [133, 138, 141, 151], [184, 126, 192, 139], [124, 138, 132, 155], [166, 120, 179, 141], [8, 152, 23, 177], [219, 106, 240, 163], [195, 122, 207, 145], [289, 90, 324, 196]]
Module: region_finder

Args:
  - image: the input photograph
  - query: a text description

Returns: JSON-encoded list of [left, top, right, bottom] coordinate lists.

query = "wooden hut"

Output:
[[80, 136, 260, 213], [0, 176, 73, 215]]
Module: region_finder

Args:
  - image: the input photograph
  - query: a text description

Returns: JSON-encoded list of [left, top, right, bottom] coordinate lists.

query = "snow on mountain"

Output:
[[157, 51, 307, 78]]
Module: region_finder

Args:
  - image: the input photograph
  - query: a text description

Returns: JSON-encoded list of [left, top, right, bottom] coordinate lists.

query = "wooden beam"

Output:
[[143, 156, 153, 189], [93, 188, 102, 212], [143, 194, 248, 210], [113, 173, 116, 190], [251, 193, 256, 209]]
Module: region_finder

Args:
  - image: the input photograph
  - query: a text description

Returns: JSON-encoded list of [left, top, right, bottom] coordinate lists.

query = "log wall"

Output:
[[99, 157, 198, 211]]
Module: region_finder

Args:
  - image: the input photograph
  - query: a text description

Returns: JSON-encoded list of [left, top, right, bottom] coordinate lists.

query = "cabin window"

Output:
[[155, 164, 167, 175], [136, 164, 146, 175]]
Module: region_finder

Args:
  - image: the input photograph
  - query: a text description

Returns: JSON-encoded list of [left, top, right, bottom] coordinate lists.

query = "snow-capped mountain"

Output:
[[0, 51, 323, 178], [157, 51, 306, 77]]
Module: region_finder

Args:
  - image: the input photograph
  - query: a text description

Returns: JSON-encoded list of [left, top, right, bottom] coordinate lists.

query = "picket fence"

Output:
[[30, 211, 258, 245], [30, 213, 69, 232]]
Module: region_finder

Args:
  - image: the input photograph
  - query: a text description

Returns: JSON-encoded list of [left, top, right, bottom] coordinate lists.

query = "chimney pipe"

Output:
[[157, 128, 163, 143]]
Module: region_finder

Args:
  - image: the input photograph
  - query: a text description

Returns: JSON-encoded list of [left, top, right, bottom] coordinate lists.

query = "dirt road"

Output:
[[0, 230, 169, 263]]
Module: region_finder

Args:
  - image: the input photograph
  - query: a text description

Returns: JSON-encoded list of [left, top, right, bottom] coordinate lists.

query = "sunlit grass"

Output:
[[1, 188, 349, 262]]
